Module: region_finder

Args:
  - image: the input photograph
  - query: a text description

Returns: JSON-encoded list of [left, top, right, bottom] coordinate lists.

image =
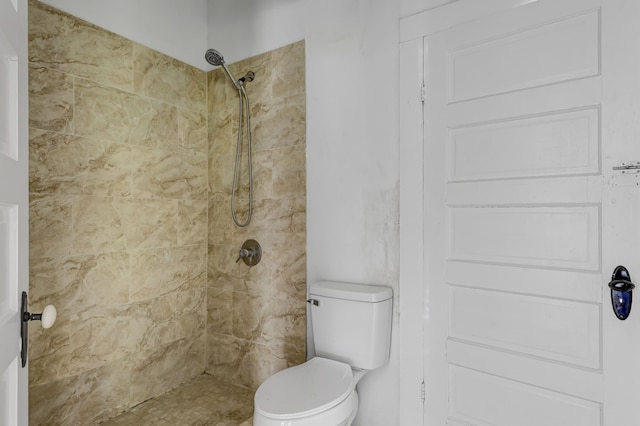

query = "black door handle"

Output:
[[609, 266, 635, 320]]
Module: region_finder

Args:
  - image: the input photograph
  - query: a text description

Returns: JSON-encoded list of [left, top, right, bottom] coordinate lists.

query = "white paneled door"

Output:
[[400, 0, 640, 424], [0, 0, 28, 424]]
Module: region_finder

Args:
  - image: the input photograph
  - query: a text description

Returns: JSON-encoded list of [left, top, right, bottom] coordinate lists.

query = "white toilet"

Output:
[[253, 281, 393, 426]]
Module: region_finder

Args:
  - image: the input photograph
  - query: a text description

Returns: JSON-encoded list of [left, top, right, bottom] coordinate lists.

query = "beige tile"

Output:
[[114, 198, 178, 250], [101, 374, 253, 426], [268, 232, 307, 300], [229, 49, 273, 106], [72, 196, 126, 254], [208, 108, 235, 157], [130, 337, 204, 406], [130, 245, 206, 302], [30, 129, 132, 197], [29, 194, 74, 259], [178, 108, 207, 154], [133, 44, 206, 112], [29, 359, 131, 426], [206, 332, 251, 387], [271, 40, 306, 99], [69, 295, 175, 374], [28, 66, 74, 133], [68, 305, 135, 373], [252, 92, 306, 151], [131, 147, 207, 200], [232, 292, 305, 348], [28, 0, 134, 91], [175, 288, 206, 340], [74, 78, 178, 150], [271, 145, 306, 197], [207, 287, 233, 335], [208, 68, 237, 114], [207, 243, 267, 295], [29, 320, 71, 387], [243, 342, 289, 390], [177, 199, 208, 245], [30, 252, 129, 320]]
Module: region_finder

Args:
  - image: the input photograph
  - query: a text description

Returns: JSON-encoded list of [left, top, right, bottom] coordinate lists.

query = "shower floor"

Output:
[[100, 374, 254, 426]]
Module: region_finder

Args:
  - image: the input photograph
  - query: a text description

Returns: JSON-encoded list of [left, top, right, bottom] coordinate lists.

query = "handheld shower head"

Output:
[[205, 48, 241, 89], [204, 49, 225, 66]]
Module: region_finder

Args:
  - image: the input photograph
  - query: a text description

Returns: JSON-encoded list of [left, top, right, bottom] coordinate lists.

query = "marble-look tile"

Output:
[[74, 78, 178, 150], [208, 68, 236, 114], [208, 108, 235, 157], [207, 287, 233, 335], [131, 147, 207, 200], [207, 200, 251, 245], [209, 152, 237, 201], [68, 305, 135, 373], [232, 293, 306, 348], [29, 320, 71, 387], [132, 296, 177, 353], [130, 245, 206, 302], [114, 198, 178, 250], [130, 336, 205, 407], [28, 66, 74, 133], [72, 197, 126, 254], [229, 49, 273, 106], [69, 295, 175, 373], [248, 149, 274, 201], [267, 232, 307, 301], [177, 199, 207, 245], [29, 194, 73, 259], [30, 252, 129, 320], [250, 197, 306, 233], [175, 288, 206, 341], [30, 129, 132, 197], [206, 332, 251, 387], [251, 92, 306, 151], [29, 359, 131, 426], [178, 108, 207, 154], [133, 44, 206, 112], [28, 1, 134, 91], [244, 342, 292, 390], [207, 243, 268, 295], [271, 40, 306, 99], [271, 145, 306, 197]]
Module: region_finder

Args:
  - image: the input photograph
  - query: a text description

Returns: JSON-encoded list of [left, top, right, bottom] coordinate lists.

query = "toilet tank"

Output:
[[309, 281, 393, 370]]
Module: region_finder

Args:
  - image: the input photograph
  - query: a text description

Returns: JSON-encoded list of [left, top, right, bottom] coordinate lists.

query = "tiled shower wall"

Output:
[[27, 1, 208, 424], [206, 42, 307, 389], [26, 0, 306, 423]]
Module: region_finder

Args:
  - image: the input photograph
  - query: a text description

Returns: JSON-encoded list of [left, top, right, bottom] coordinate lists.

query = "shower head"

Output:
[[204, 49, 225, 66], [205, 48, 241, 90]]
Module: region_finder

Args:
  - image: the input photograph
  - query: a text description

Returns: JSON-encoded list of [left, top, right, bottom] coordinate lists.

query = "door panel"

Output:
[[421, 0, 624, 424], [0, 0, 29, 424]]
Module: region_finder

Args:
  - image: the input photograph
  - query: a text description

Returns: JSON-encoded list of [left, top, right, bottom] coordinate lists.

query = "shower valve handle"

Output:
[[236, 239, 262, 266], [236, 248, 253, 263]]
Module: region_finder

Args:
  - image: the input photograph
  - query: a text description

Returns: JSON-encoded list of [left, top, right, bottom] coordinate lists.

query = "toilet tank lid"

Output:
[[310, 281, 392, 302]]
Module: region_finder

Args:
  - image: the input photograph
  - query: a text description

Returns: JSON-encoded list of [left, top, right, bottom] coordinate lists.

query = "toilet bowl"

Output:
[[253, 281, 393, 426], [253, 357, 365, 426]]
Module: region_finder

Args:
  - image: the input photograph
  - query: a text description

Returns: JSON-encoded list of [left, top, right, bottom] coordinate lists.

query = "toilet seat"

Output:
[[254, 357, 355, 420]]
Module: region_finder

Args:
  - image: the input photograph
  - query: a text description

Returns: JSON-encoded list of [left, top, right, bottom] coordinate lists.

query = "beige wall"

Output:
[[28, 1, 208, 424], [27, 1, 306, 424], [206, 41, 307, 389]]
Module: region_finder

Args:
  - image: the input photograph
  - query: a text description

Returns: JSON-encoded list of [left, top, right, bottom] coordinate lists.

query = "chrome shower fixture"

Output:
[[204, 48, 255, 227]]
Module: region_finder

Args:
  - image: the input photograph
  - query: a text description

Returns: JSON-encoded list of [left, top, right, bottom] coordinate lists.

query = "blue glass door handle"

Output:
[[609, 265, 635, 320]]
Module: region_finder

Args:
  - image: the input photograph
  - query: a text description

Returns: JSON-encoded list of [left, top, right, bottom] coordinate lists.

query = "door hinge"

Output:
[[420, 83, 426, 103], [421, 380, 425, 403]]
